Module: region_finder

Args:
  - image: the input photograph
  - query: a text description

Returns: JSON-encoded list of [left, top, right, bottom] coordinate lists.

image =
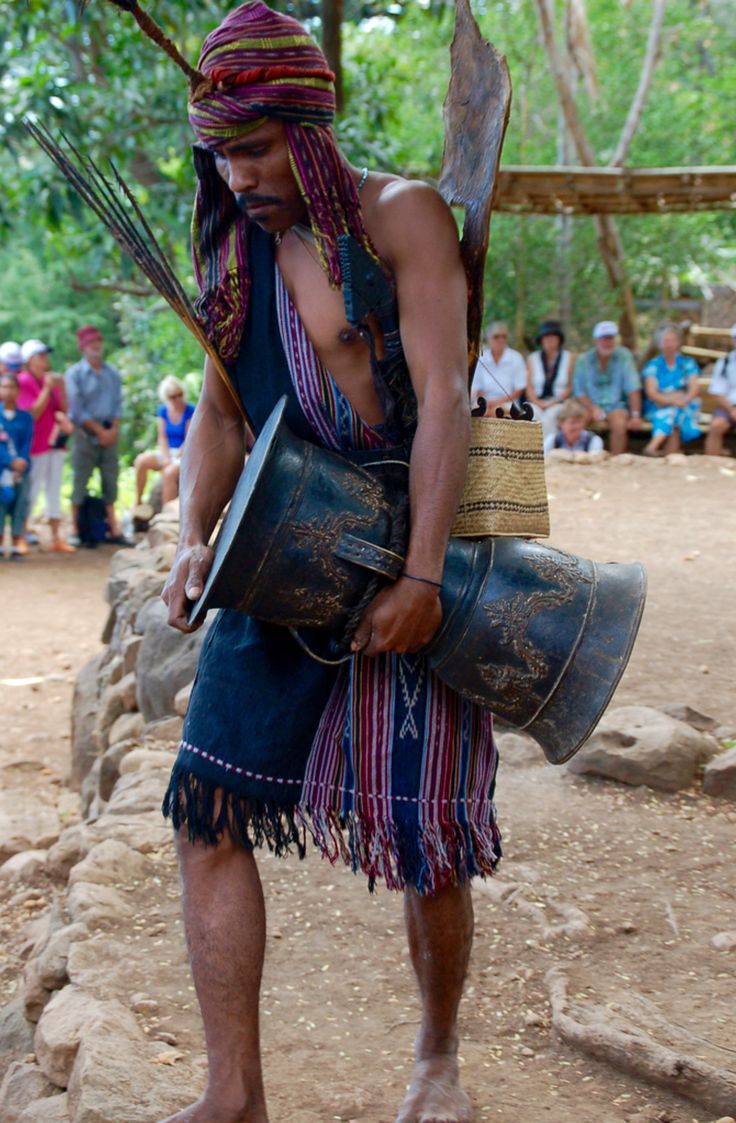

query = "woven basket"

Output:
[[451, 416, 550, 539]]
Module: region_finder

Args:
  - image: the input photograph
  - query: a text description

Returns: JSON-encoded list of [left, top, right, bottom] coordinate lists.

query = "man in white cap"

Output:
[[705, 324, 736, 456], [17, 340, 76, 553], [572, 320, 643, 454]]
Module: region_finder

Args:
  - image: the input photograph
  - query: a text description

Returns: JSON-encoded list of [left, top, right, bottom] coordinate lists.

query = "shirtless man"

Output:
[[160, 5, 499, 1121]]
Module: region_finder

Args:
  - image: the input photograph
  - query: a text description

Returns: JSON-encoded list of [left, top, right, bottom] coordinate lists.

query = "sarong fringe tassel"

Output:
[[162, 765, 501, 895]]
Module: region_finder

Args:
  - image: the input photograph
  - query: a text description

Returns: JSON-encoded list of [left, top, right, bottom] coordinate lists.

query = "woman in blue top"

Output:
[[134, 376, 195, 505], [642, 325, 701, 456]]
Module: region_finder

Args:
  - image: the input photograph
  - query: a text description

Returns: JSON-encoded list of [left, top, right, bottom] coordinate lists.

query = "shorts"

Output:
[[155, 447, 184, 467], [713, 406, 736, 431], [71, 430, 119, 506]]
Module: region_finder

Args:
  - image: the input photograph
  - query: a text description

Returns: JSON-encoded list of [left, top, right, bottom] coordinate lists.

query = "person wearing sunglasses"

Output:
[[470, 321, 528, 416]]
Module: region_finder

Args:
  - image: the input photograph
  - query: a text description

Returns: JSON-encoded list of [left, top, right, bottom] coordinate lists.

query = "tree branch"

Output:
[[609, 0, 666, 167], [534, 0, 596, 167], [69, 275, 155, 297]]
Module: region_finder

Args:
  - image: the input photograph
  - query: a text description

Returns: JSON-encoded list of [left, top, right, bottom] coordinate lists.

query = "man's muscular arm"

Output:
[[162, 356, 247, 632], [353, 181, 469, 656]]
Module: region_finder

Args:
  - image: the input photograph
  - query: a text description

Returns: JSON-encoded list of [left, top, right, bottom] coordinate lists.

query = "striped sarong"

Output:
[[163, 259, 501, 894]]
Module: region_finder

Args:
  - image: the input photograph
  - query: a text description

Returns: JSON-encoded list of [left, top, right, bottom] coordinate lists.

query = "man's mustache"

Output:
[[235, 193, 283, 211]]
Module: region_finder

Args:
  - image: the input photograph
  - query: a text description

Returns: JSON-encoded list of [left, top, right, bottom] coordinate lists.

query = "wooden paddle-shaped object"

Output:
[[439, 0, 512, 382]]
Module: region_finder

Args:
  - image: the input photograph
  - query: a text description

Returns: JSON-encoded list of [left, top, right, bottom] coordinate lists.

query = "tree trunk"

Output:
[[610, 0, 666, 168], [322, 0, 344, 112], [534, 0, 638, 349], [555, 100, 574, 326]]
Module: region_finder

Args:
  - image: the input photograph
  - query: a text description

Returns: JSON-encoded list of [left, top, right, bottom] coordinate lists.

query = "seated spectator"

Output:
[[134, 376, 195, 507], [705, 323, 736, 457], [0, 341, 23, 377], [544, 398, 604, 456], [470, 322, 528, 415], [0, 373, 33, 557], [17, 339, 76, 554], [641, 325, 701, 456], [526, 319, 574, 437], [573, 320, 643, 454]]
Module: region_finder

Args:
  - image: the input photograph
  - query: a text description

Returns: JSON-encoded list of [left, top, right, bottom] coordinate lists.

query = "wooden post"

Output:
[[322, 0, 344, 112]]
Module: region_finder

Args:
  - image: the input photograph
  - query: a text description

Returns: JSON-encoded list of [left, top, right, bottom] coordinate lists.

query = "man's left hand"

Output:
[[627, 414, 645, 431], [351, 577, 442, 657]]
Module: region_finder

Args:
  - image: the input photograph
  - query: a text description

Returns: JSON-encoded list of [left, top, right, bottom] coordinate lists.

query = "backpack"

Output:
[[77, 494, 109, 547]]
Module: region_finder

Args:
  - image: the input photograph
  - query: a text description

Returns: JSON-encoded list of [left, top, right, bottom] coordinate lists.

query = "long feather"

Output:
[[25, 119, 250, 428]]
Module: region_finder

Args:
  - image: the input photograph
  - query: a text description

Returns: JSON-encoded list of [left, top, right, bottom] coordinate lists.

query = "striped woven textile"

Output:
[[275, 266, 501, 893], [189, 2, 377, 361]]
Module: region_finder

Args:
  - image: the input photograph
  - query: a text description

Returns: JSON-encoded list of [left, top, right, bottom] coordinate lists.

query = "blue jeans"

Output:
[[0, 470, 32, 538]]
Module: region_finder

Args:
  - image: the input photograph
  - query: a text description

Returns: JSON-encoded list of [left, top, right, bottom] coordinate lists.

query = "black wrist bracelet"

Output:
[[401, 571, 442, 589]]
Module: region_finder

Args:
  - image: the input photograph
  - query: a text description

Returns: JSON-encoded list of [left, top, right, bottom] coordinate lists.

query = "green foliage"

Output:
[[0, 0, 734, 433]]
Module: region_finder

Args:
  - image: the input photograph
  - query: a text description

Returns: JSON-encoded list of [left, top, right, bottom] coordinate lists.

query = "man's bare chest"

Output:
[[275, 231, 384, 423]]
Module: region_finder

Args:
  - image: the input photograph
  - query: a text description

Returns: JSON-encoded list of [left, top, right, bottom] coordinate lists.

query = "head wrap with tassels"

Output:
[[188, 1, 374, 362]]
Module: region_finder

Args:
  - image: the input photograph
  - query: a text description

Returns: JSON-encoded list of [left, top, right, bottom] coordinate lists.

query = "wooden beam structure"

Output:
[[494, 165, 736, 215]]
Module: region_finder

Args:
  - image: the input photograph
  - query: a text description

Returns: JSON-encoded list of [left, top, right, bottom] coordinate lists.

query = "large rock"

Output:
[[91, 686, 128, 759], [69, 651, 109, 791], [22, 957, 53, 1023], [67, 1008, 197, 1123], [0, 791, 60, 865], [46, 827, 92, 883], [567, 705, 719, 792], [65, 883, 135, 931], [660, 702, 719, 732], [0, 1061, 56, 1122], [98, 740, 138, 802], [174, 681, 193, 718], [703, 747, 736, 799], [135, 597, 209, 722], [106, 711, 144, 749], [0, 850, 50, 889], [121, 633, 143, 676], [18, 1092, 69, 1122], [0, 997, 35, 1075], [35, 924, 88, 992], [68, 839, 149, 889], [143, 715, 184, 744], [34, 987, 106, 1088], [105, 767, 170, 818], [119, 747, 175, 776], [84, 813, 170, 854]]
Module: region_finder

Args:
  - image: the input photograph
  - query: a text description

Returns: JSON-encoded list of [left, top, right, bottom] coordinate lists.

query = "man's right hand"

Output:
[[162, 544, 214, 632]]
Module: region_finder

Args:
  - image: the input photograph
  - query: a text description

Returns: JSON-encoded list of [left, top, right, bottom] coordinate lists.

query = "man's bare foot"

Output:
[[396, 1054, 472, 1123], [158, 1093, 268, 1123]]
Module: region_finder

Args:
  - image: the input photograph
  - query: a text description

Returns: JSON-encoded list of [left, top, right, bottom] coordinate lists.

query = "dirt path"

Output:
[[1, 457, 735, 1123]]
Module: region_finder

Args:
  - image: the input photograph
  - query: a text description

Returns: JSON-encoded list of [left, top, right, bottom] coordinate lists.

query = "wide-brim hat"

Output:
[[536, 320, 565, 346]]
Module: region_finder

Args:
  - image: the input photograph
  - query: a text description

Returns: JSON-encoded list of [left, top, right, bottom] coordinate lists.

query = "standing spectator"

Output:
[[641, 325, 701, 456], [526, 319, 574, 437], [544, 397, 604, 456], [704, 323, 736, 457], [0, 373, 33, 557], [573, 320, 643, 454], [0, 341, 24, 377], [134, 375, 195, 507], [65, 325, 126, 544], [470, 321, 528, 415], [17, 339, 76, 554]]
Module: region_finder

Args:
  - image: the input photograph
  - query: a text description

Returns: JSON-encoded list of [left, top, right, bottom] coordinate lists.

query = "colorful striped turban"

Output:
[[189, 1, 375, 363]]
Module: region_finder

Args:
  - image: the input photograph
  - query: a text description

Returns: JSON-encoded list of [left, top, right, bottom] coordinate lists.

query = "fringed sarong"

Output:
[[163, 230, 501, 894]]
